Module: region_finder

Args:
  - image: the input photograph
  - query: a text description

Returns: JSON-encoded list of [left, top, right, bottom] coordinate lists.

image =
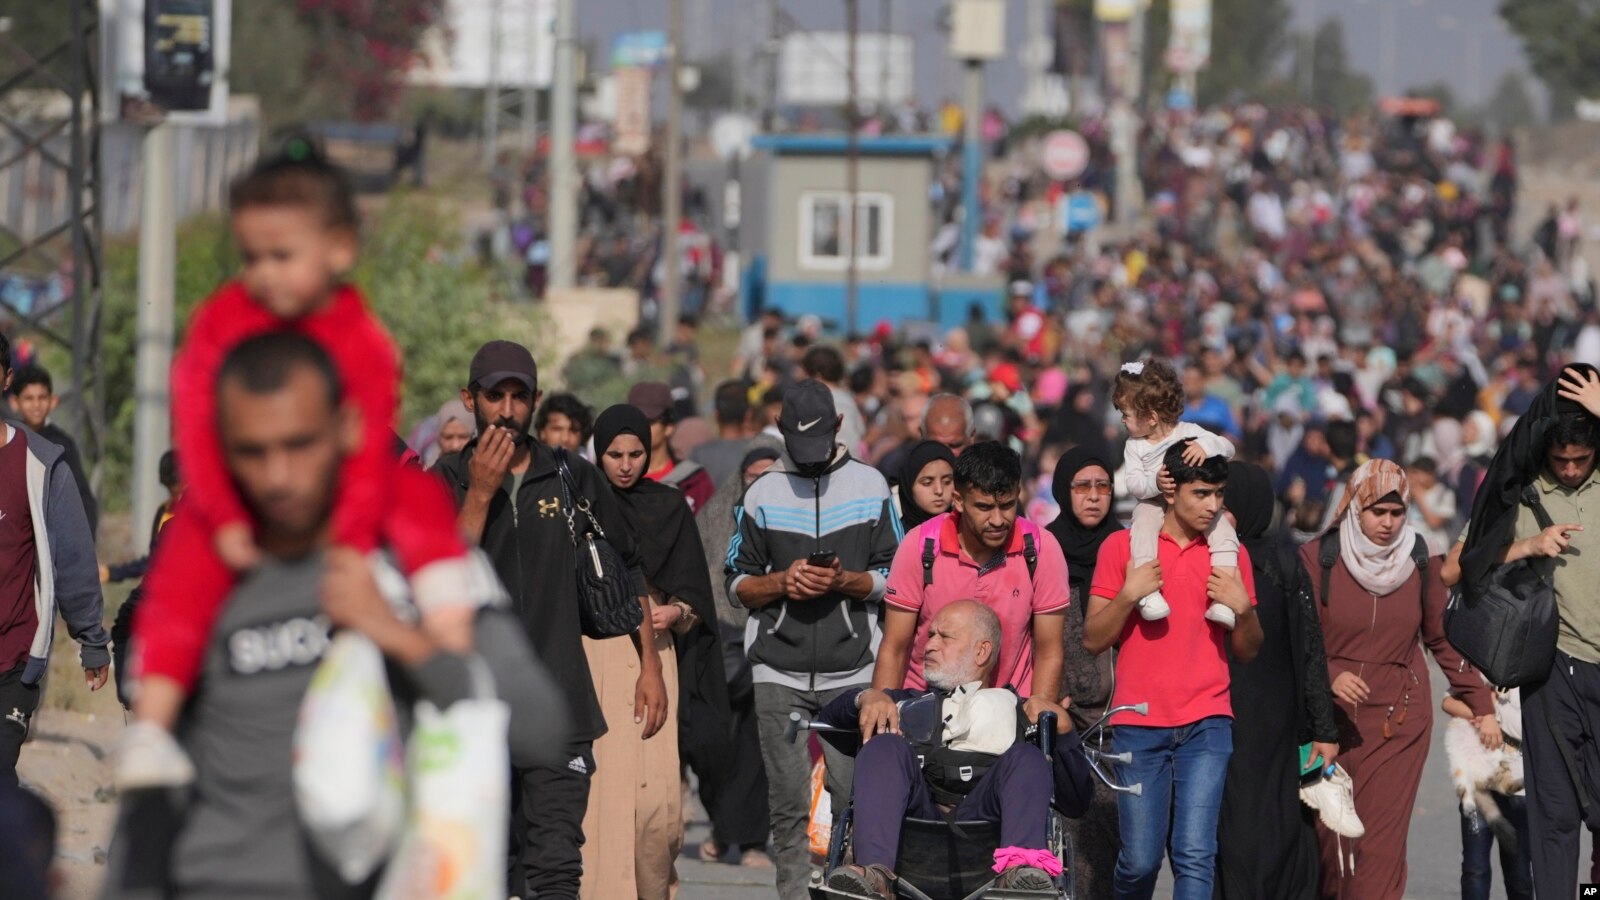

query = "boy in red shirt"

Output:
[[120, 149, 476, 787], [1082, 441, 1263, 900]]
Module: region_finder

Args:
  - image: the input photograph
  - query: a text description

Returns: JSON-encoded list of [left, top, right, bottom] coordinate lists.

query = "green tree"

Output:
[[1198, 0, 1293, 106], [1287, 19, 1374, 115], [1407, 80, 1459, 116], [81, 196, 550, 512], [1499, 0, 1600, 105], [1483, 70, 1540, 131]]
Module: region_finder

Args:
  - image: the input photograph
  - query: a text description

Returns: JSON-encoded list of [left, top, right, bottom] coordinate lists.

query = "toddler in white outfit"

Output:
[[1113, 359, 1240, 627]]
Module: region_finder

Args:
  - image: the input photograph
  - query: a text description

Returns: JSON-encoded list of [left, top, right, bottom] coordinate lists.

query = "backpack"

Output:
[[897, 689, 1029, 806], [1316, 528, 1430, 608], [922, 521, 1039, 587]]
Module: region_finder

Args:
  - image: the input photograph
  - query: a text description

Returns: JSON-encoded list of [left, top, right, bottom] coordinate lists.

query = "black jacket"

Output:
[[434, 438, 648, 743], [1461, 364, 1599, 599]]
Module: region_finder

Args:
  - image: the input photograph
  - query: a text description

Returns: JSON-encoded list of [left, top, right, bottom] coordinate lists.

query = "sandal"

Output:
[[825, 863, 895, 899]]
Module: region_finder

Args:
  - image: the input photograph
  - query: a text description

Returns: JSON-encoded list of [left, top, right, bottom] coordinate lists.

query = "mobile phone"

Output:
[[807, 550, 839, 568]]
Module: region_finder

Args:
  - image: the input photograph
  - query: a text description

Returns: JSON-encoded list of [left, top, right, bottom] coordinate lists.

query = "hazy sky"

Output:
[[574, 0, 1537, 115]]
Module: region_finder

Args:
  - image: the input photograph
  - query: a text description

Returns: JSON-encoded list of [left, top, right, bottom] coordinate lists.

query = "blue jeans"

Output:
[[1111, 716, 1233, 900], [1460, 794, 1532, 900]]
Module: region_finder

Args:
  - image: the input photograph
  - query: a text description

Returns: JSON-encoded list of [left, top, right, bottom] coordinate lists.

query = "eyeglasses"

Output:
[[1070, 480, 1113, 497]]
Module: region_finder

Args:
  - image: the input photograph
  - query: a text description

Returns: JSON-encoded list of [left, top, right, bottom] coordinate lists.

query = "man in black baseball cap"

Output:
[[468, 339, 539, 394], [778, 379, 843, 479], [436, 339, 666, 899], [728, 377, 900, 899]]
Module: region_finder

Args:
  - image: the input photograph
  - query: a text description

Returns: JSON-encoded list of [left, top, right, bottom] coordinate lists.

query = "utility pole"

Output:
[[764, 0, 781, 131], [132, 123, 176, 549], [879, 0, 892, 114], [949, 0, 1003, 271], [1111, 2, 1145, 227], [521, 0, 538, 144], [845, 0, 860, 333], [958, 58, 982, 270], [659, 0, 685, 342], [548, 0, 577, 289], [482, 0, 502, 170]]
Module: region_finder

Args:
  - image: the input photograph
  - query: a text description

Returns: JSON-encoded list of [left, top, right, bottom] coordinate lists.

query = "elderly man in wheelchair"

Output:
[[801, 600, 1100, 900]]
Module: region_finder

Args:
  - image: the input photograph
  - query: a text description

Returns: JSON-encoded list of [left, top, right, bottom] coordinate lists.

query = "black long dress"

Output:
[[1046, 447, 1123, 900], [1214, 462, 1339, 900]]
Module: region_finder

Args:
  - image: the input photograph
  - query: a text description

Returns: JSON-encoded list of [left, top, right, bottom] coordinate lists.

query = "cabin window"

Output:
[[799, 191, 893, 271]]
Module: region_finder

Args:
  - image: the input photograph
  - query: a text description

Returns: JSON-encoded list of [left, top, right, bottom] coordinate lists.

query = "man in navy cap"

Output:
[[725, 379, 902, 900]]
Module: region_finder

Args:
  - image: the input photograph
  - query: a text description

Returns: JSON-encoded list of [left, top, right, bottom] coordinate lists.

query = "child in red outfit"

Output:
[[120, 149, 477, 788]]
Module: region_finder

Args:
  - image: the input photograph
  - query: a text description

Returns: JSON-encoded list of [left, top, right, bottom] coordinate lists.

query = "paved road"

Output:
[[675, 662, 1593, 899]]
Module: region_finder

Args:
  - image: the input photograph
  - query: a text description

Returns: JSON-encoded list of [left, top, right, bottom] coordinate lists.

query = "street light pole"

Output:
[[548, 0, 577, 290], [132, 123, 176, 550], [482, 0, 502, 170], [660, 0, 685, 342], [846, 0, 860, 333]]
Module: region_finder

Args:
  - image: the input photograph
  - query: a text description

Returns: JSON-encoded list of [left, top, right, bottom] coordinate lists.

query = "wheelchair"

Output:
[[790, 701, 1148, 900]]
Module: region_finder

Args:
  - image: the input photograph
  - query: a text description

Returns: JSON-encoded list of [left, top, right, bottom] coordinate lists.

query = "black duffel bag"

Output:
[[1444, 486, 1560, 688], [555, 450, 644, 639]]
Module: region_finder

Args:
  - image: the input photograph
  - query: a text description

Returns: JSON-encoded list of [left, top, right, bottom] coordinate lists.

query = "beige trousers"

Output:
[[579, 629, 682, 900]]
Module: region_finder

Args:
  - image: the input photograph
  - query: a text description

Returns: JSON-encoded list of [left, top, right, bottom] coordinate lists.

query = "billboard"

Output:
[[612, 31, 669, 69], [1165, 0, 1212, 74], [410, 0, 555, 89], [779, 32, 913, 108]]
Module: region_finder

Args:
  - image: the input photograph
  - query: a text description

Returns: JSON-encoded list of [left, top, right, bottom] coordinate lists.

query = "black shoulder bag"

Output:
[[554, 450, 643, 639], [1443, 485, 1560, 689]]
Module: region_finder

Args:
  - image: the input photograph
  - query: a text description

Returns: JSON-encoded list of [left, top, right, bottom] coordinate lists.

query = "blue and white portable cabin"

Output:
[[739, 133, 1006, 334]]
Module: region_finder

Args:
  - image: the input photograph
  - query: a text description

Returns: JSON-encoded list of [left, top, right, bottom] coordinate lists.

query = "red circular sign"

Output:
[[1042, 129, 1090, 181]]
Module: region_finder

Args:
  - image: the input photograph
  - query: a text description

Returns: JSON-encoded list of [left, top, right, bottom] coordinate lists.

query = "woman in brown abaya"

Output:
[[1300, 459, 1493, 900]]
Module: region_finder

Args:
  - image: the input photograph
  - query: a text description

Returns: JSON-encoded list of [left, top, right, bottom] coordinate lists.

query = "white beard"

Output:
[[926, 646, 981, 692]]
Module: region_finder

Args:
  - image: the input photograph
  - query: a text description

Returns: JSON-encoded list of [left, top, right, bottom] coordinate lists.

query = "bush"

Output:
[[85, 194, 552, 513]]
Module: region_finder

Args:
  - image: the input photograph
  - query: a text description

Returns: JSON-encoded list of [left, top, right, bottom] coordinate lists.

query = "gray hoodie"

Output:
[[6, 423, 108, 683]]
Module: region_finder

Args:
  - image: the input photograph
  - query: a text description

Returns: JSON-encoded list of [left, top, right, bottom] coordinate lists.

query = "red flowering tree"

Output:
[[294, 0, 448, 120]]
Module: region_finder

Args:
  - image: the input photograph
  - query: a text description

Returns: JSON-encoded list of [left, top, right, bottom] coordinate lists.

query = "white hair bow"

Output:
[[1120, 361, 1145, 376]]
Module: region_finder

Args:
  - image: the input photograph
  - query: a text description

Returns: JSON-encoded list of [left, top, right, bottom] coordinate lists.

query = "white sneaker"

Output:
[[1138, 591, 1170, 621], [115, 720, 196, 791], [1204, 602, 1237, 630], [1299, 764, 1364, 838]]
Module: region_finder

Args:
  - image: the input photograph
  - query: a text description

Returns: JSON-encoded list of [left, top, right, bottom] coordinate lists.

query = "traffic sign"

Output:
[[1041, 129, 1090, 181], [1060, 191, 1102, 234]]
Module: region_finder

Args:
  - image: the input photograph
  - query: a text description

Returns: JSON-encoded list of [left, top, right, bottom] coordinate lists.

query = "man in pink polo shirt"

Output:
[[1083, 440, 1263, 900], [873, 441, 1069, 726]]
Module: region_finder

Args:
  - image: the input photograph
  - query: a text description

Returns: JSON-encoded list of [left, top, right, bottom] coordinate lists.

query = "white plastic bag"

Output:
[[293, 631, 407, 884], [377, 659, 511, 900]]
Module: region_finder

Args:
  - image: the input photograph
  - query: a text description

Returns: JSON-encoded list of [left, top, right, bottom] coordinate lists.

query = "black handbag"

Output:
[[554, 450, 643, 639], [1444, 485, 1560, 688]]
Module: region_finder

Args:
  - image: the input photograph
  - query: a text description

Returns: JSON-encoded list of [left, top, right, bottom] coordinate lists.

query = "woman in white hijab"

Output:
[[1300, 459, 1495, 900]]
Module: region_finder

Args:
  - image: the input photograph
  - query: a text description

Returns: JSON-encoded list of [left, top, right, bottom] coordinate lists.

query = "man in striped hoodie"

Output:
[[726, 379, 901, 900]]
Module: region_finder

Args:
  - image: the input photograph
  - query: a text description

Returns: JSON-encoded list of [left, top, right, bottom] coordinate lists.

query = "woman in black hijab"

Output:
[[1045, 383, 1112, 460], [1214, 461, 1340, 900], [1045, 445, 1123, 900], [583, 405, 733, 895], [897, 439, 957, 530]]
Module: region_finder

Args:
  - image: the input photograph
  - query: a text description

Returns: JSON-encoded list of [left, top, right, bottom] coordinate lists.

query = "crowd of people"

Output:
[[2, 94, 1600, 900]]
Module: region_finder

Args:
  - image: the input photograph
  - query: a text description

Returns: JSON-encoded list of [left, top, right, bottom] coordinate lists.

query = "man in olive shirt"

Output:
[[1494, 413, 1600, 897]]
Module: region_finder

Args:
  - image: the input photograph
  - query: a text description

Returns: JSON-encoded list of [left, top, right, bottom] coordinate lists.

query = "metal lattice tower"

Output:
[[0, 2, 105, 480]]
